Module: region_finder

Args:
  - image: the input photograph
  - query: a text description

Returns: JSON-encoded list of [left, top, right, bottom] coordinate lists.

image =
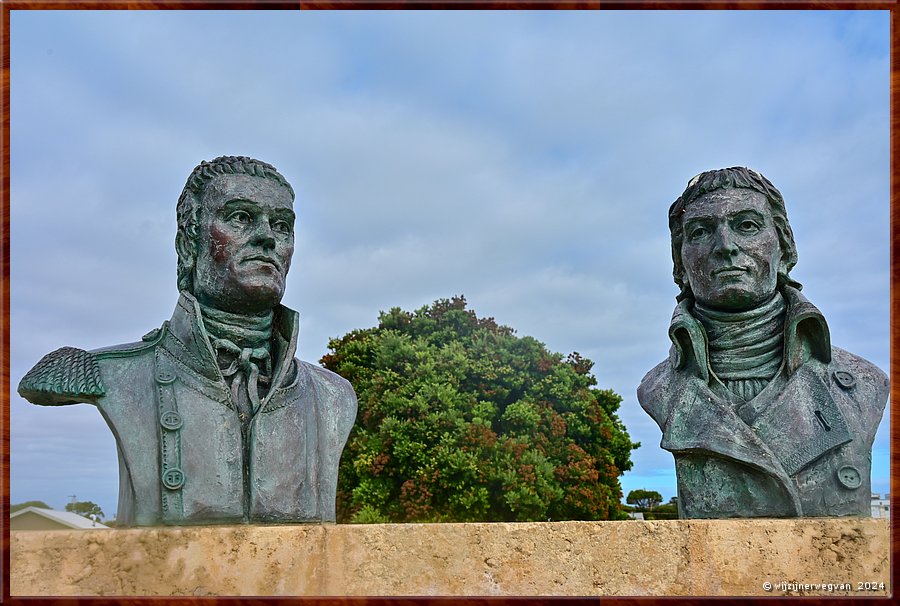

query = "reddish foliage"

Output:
[[464, 423, 498, 449], [550, 412, 567, 437], [371, 453, 390, 475], [518, 463, 536, 484], [399, 478, 434, 521]]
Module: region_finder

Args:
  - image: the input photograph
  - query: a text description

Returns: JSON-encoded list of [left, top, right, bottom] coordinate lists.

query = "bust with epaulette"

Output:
[[19, 156, 358, 526]]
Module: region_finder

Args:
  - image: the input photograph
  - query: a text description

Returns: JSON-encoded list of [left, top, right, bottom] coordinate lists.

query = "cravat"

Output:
[[211, 338, 271, 416]]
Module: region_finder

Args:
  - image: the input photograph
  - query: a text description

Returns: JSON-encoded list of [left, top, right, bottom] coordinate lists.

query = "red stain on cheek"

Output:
[[208, 225, 233, 263]]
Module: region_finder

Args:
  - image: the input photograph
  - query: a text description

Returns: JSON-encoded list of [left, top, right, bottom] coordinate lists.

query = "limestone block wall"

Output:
[[11, 518, 890, 597]]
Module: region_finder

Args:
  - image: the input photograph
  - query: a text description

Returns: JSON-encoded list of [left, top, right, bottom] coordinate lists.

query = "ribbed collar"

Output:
[[198, 303, 274, 351], [667, 285, 831, 383]]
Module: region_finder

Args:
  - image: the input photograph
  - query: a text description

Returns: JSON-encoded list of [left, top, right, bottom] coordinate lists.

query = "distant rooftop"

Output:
[[10, 506, 110, 530]]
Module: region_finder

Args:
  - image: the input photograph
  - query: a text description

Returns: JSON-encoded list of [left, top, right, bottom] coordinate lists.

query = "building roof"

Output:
[[10, 506, 110, 529]]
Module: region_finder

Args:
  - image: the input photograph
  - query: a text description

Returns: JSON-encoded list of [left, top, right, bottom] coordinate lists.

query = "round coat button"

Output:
[[162, 468, 185, 490], [160, 410, 183, 430], [836, 465, 862, 490], [833, 370, 856, 390], [156, 370, 176, 385]]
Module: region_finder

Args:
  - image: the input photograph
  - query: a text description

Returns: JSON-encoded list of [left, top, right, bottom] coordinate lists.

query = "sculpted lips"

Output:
[[712, 266, 748, 278], [242, 254, 282, 273]]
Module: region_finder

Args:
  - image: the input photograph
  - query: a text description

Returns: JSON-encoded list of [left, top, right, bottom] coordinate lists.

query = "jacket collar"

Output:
[[163, 291, 300, 391], [659, 287, 847, 508], [668, 285, 831, 381]]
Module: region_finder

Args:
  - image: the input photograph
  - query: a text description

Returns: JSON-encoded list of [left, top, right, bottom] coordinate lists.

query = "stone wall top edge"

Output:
[[11, 516, 887, 537]]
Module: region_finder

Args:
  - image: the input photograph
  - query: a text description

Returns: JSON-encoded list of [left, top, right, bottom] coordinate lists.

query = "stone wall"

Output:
[[11, 518, 890, 597]]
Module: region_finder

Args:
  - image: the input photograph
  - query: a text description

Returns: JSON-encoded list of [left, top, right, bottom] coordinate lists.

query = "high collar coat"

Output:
[[637, 287, 887, 518]]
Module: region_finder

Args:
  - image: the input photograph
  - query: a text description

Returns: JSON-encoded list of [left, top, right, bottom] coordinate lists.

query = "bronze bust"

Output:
[[638, 167, 888, 518], [19, 156, 358, 526]]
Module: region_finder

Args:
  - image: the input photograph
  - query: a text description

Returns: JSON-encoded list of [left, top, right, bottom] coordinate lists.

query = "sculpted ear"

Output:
[[678, 267, 693, 297], [777, 245, 792, 283], [176, 230, 195, 268]]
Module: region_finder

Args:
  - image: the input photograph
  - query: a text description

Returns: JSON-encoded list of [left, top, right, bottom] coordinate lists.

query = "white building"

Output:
[[870, 493, 890, 519]]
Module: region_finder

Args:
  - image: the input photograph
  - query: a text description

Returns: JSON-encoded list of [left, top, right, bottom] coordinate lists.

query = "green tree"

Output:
[[65, 500, 104, 522], [626, 489, 663, 511], [322, 296, 639, 523], [10, 501, 52, 514]]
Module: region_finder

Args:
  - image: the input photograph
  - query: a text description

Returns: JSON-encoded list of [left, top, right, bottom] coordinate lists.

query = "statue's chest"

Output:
[[152, 351, 317, 523]]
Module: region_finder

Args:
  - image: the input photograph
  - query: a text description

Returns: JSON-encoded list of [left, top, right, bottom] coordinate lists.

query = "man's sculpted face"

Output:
[[680, 188, 782, 311], [193, 174, 295, 314]]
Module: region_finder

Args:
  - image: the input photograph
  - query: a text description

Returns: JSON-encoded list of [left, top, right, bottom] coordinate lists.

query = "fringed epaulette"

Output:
[[18, 346, 105, 405]]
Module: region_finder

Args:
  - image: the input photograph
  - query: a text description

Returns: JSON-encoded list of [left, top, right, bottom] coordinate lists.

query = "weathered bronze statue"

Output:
[[638, 167, 888, 518], [19, 156, 358, 526]]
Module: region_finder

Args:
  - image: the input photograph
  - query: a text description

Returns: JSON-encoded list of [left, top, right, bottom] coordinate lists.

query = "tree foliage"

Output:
[[322, 296, 639, 523], [626, 489, 663, 511], [65, 500, 104, 522]]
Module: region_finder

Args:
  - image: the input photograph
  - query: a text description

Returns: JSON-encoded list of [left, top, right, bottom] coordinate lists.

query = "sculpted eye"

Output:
[[272, 220, 293, 235], [227, 210, 252, 226], [737, 219, 760, 233], [688, 226, 709, 241]]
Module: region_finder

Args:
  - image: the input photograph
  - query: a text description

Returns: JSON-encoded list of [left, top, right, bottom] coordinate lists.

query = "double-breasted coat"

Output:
[[19, 292, 358, 526], [637, 287, 888, 518]]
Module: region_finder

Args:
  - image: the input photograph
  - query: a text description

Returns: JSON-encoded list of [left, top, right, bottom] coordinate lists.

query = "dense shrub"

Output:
[[322, 296, 639, 523]]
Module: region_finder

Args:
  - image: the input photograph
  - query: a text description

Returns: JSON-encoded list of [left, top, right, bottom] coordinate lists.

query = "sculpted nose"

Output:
[[251, 218, 276, 249], [712, 225, 738, 258]]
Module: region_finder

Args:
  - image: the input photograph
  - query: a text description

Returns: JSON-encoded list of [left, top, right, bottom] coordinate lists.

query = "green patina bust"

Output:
[[638, 167, 888, 518], [19, 156, 358, 526]]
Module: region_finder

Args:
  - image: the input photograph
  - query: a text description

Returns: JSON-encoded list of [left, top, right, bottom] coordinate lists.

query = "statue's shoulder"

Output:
[[18, 346, 106, 406], [299, 360, 357, 400], [18, 325, 166, 406], [829, 346, 889, 423], [637, 355, 677, 428], [830, 346, 888, 381], [296, 360, 358, 424]]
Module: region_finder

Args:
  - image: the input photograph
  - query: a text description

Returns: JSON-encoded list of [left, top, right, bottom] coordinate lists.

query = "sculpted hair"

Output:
[[668, 166, 801, 302], [175, 156, 295, 293]]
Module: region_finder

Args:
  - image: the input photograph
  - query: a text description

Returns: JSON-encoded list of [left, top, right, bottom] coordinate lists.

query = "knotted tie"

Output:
[[199, 304, 274, 418], [211, 338, 272, 415]]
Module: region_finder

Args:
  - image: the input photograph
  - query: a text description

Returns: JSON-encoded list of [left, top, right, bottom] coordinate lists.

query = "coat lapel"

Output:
[[750, 363, 851, 476], [260, 305, 300, 410], [662, 378, 789, 476]]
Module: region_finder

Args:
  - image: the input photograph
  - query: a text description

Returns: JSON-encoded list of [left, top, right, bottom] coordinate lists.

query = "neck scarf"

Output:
[[693, 292, 786, 402], [199, 303, 274, 416]]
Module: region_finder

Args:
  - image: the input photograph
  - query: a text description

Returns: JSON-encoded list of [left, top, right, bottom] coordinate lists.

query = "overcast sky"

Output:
[[10, 10, 889, 520]]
